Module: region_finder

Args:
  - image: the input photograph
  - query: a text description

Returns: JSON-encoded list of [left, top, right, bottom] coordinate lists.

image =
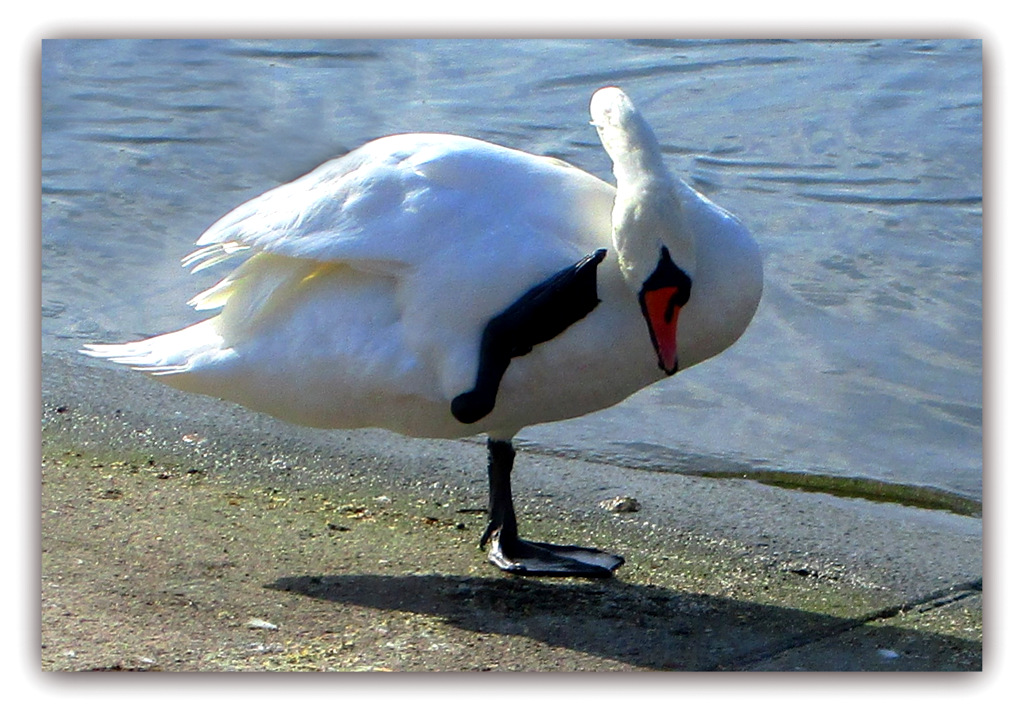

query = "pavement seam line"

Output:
[[719, 578, 982, 670]]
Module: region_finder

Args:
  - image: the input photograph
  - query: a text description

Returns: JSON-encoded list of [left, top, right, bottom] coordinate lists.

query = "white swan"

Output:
[[84, 87, 763, 576]]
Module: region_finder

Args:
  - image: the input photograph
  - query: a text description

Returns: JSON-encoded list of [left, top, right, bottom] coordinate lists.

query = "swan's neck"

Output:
[[610, 178, 697, 295], [590, 87, 697, 292]]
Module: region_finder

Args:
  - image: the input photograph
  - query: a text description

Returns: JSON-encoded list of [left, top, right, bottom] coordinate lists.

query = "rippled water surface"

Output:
[[41, 39, 982, 502]]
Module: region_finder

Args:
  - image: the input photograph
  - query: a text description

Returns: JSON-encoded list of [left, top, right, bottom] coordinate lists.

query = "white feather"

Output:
[[83, 88, 763, 442]]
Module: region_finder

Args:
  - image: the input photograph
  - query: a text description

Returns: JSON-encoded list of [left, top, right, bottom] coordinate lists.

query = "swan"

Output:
[[83, 87, 763, 577]]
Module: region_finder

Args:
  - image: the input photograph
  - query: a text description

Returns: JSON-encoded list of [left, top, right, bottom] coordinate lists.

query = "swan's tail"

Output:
[[81, 319, 231, 386], [81, 252, 329, 398]]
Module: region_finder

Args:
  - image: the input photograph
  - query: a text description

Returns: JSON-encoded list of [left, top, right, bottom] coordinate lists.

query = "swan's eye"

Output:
[[640, 246, 691, 305]]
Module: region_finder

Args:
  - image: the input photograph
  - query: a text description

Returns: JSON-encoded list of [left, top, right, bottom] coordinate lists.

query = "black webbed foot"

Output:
[[451, 249, 607, 425], [479, 438, 624, 578], [481, 528, 624, 577]]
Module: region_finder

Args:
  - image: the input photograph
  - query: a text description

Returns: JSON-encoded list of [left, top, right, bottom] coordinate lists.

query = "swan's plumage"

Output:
[[85, 88, 762, 445], [84, 87, 763, 575]]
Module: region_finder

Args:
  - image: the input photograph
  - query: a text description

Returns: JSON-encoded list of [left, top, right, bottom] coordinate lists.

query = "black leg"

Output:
[[450, 249, 607, 425], [479, 438, 520, 549], [479, 438, 625, 577]]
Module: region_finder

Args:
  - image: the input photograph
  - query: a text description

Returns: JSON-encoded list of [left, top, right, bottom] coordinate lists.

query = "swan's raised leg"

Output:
[[450, 249, 607, 425], [479, 438, 624, 577]]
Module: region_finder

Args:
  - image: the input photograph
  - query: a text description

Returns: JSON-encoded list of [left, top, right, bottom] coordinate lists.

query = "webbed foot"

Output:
[[481, 529, 624, 577], [479, 437, 625, 578]]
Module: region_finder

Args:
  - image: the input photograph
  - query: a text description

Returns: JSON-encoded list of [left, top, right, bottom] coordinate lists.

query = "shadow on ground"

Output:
[[268, 573, 980, 671]]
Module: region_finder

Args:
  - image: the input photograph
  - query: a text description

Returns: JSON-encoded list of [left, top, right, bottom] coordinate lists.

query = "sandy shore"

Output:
[[41, 353, 981, 671]]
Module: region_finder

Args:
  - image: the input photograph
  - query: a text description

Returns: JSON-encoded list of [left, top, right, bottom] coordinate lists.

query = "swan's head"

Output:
[[590, 86, 698, 375]]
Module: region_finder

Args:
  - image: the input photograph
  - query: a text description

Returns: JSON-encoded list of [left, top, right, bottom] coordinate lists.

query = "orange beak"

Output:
[[641, 286, 682, 375]]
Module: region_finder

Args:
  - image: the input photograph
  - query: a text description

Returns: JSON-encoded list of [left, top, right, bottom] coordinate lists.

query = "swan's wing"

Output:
[[177, 133, 617, 405], [183, 133, 614, 276]]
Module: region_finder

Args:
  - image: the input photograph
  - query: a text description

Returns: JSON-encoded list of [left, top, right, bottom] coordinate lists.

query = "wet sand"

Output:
[[41, 353, 981, 671]]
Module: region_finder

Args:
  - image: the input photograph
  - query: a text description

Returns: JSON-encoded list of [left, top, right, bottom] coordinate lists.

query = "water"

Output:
[[41, 39, 982, 505]]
